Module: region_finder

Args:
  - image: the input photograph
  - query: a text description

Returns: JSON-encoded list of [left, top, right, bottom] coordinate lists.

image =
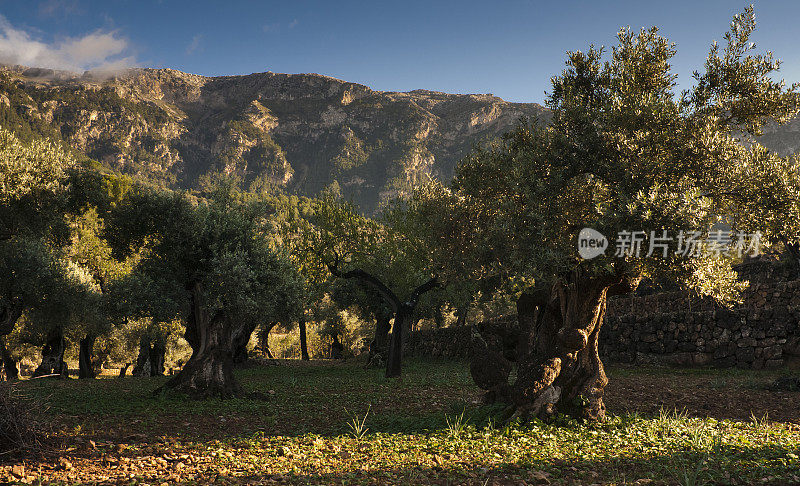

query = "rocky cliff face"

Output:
[[6, 65, 798, 211], [0, 66, 547, 210]]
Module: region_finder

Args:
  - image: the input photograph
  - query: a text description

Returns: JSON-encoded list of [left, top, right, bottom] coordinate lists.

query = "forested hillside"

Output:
[[0, 65, 547, 211]]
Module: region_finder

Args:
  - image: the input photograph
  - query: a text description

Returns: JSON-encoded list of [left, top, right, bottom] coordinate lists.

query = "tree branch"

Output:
[[408, 277, 439, 307], [337, 268, 401, 313], [0, 297, 24, 336]]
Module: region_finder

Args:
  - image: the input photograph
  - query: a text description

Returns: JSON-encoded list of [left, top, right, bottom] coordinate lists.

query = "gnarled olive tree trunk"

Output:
[[132, 334, 165, 377], [232, 322, 259, 365], [132, 335, 153, 377], [33, 328, 68, 378], [471, 269, 636, 422], [257, 322, 278, 359], [386, 305, 414, 378], [0, 300, 23, 381], [159, 283, 240, 397], [326, 260, 438, 378], [330, 332, 344, 359], [78, 335, 96, 379], [150, 336, 166, 376]]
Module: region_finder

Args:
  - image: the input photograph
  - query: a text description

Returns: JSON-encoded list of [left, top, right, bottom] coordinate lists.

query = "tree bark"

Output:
[[32, 328, 68, 378], [231, 322, 257, 365], [132, 335, 152, 377], [149, 335, 166, 376], [323, 255, 438, 378], [367, 314, 391, 367], [330, 332, 344, 359], [299, 315, 310, 361], [0, 338, 17, 381], [159, 282, 240, 398], [257, 322, 277, 359], [386, 305, 412, 378], [472, 269, 636, 422], [78, 334, 96, 379]]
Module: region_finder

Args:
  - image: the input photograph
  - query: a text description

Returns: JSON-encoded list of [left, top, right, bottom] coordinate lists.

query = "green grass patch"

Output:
[[9, 359, 800, 485]]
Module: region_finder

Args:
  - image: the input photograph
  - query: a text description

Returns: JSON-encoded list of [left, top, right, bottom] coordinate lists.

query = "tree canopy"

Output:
[[412, 7, 800, 421]]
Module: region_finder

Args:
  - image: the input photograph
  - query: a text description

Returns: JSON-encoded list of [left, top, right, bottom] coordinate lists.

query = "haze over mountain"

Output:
[[0, 65, 548, 211]]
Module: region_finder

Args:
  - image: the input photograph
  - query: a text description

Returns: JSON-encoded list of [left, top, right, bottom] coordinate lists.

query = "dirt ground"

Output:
[[605, 365, 800, 423]]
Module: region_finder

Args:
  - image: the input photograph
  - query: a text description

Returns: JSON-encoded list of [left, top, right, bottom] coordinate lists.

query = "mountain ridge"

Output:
[[0, 64, 547, 210], [3, 64, 799, 212]]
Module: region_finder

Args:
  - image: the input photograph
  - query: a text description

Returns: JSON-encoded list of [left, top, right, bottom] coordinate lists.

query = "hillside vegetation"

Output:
[[0, 66, 547, 211]]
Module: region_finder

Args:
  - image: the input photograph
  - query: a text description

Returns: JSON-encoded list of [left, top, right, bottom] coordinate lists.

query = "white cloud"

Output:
[[0, 15, 136, 73], [186, 34, 202, 55], [38, 0, 80, 18]]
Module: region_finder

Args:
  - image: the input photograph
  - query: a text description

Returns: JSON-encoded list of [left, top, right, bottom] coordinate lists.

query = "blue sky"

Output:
[[0, 0, 798, 103]]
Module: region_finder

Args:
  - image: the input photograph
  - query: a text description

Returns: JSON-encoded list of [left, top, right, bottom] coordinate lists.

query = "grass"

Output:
[[4, 358, 800, 485]]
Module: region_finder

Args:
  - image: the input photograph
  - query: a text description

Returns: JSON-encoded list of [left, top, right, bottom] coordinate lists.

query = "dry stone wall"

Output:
[[405, 279, 800, 370], [602, 279, 800, 369]]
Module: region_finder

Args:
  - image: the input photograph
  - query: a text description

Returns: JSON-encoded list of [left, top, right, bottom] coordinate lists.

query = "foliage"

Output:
[[438, 7, 800, 304], [0, 238, 99, 341], [307, 195, 437, 303], [106, 185, 305, 349], [0, 126, 75, 242], [0, 127, 98, 345], [12, 360, 800, 484]]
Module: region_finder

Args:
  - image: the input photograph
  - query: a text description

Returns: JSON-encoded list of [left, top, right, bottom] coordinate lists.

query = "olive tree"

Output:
[[421, 8, 800, 421], [107, 187, 303, 397], [0, 128, 97, 379], [305, 196, 439, 377]]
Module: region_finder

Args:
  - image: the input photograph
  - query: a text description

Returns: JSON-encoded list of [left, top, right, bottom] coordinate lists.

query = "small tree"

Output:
[[306, 196, 439, 377]]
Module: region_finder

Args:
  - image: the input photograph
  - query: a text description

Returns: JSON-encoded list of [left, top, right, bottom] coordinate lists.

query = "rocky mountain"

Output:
[[0, 65, 548, 211], [5, 65, 799, 212]]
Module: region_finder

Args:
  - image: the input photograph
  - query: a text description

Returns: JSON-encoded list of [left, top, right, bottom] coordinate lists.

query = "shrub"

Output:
[[0, 381, 47, 453]]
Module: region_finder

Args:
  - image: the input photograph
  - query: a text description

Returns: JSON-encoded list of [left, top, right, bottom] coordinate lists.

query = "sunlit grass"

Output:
[[12, 358, 800, 485]]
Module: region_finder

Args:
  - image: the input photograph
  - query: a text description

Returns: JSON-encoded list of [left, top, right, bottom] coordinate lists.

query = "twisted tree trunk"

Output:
[[330, 332, 344, 359], [150, 335, 166, 376], [159, 282, 240, 397], [0, 338, 17, 381], [0, 299, 22, 381], [232, 322, 258, 365], [257, 322, 278, 359], [367, 313, 391, 367], [386, 305, 413, 378], [472, 269, 637, 422], [132, 335, 152, 377], [33, 328, 68, 378]]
